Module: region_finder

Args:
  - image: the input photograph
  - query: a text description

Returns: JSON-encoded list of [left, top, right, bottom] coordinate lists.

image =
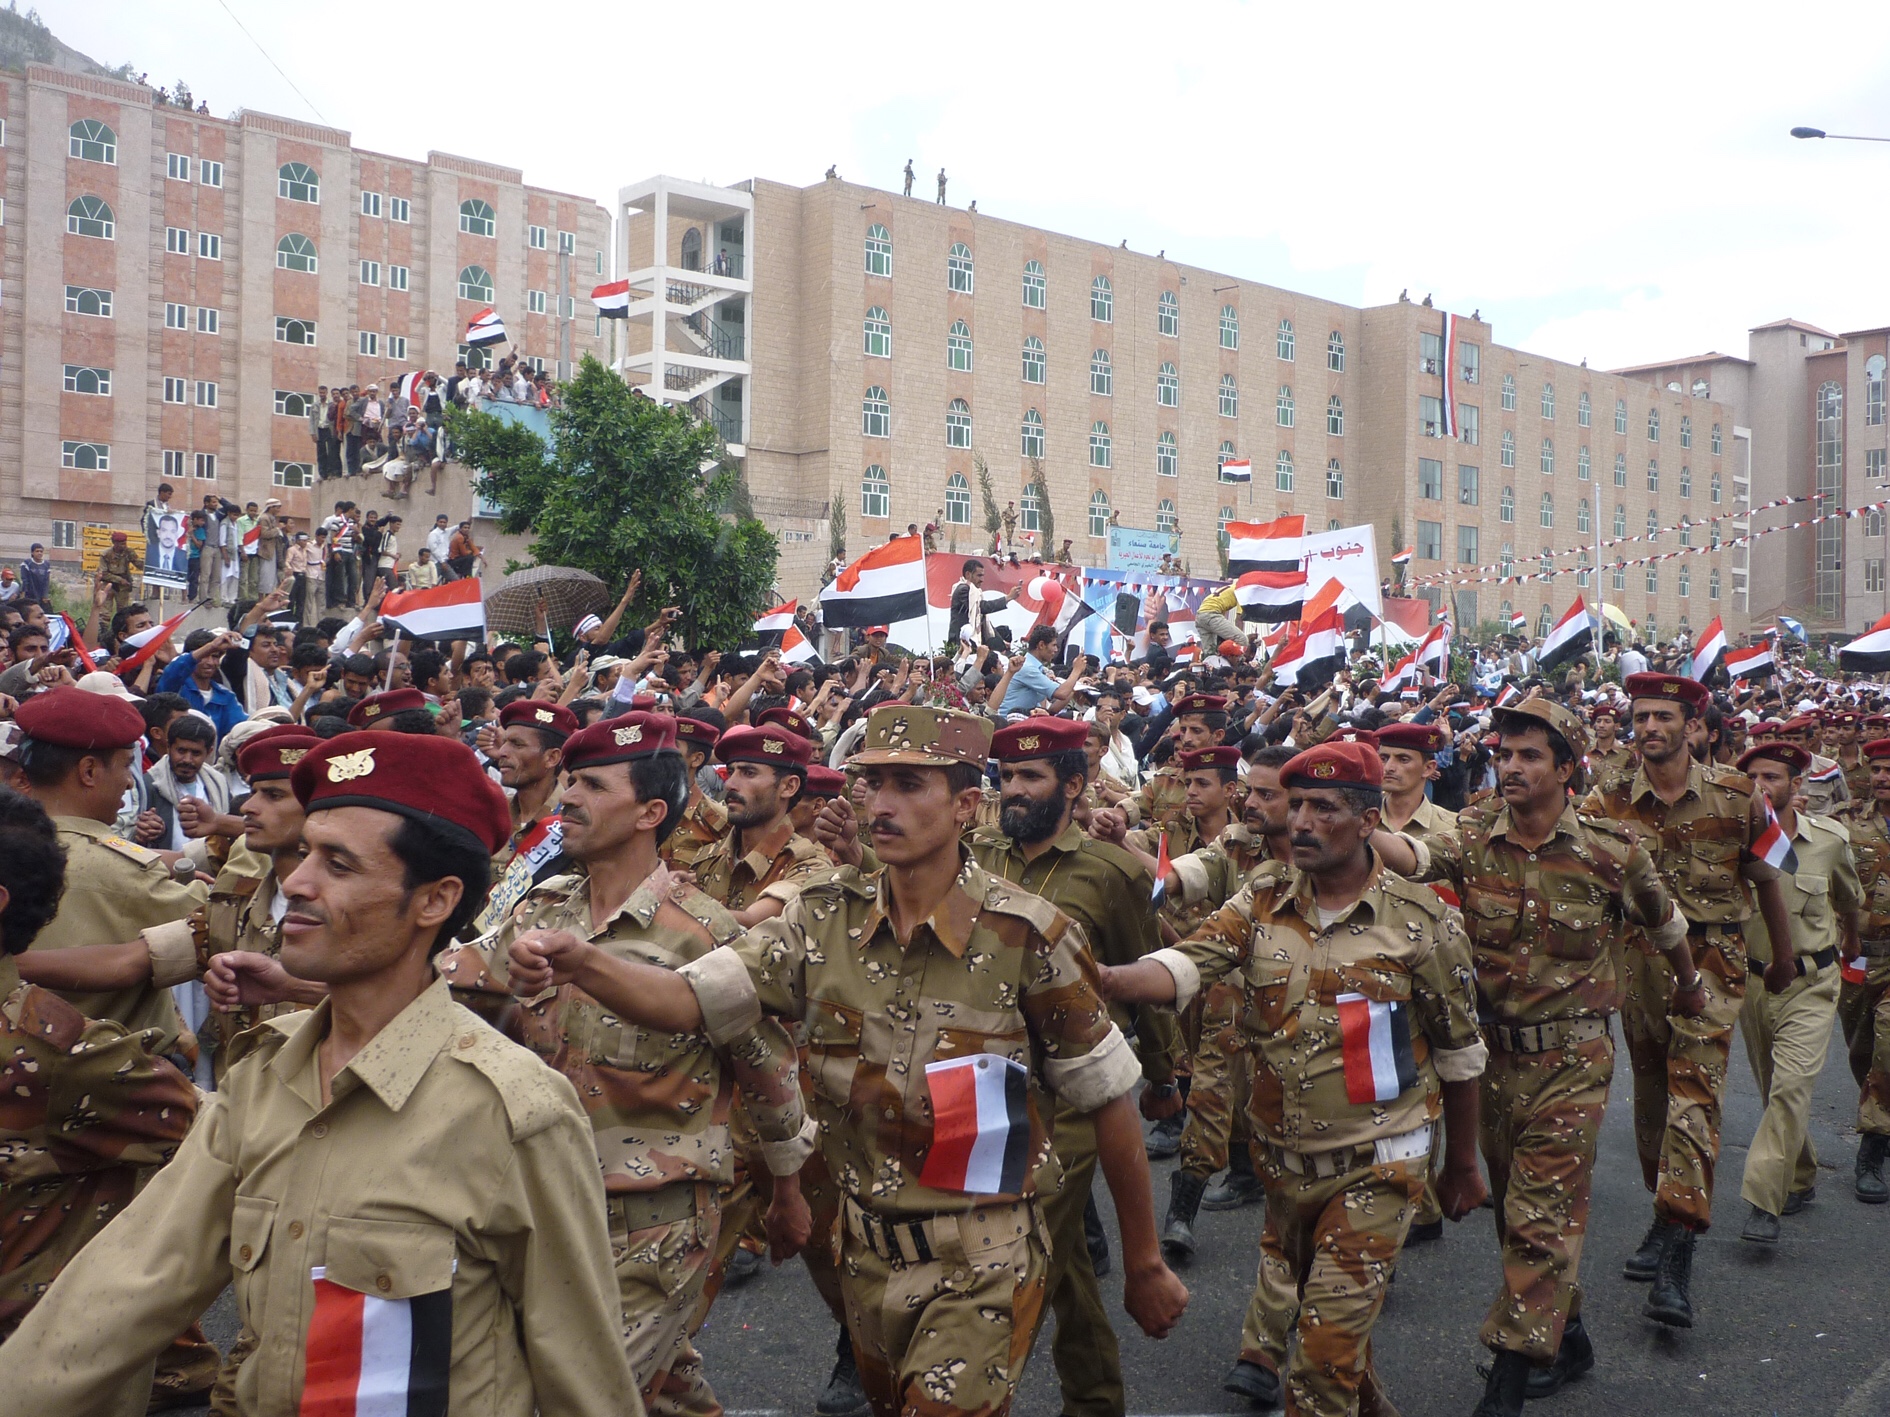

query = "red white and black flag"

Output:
[[1840, 612, 1890, 673], [1225, 514, 1305, 576], [1725, 641, 1776, 679], [465, 307, 507, 346], [1234, 569, 1309, 623], [380, 579, 487, 642], [1269, 606, 1343, 688], [1337, 993, 1418, 1105], [1534, 595, 1593, 675], [301, 1266, 451, 1417], [917, 1053, 1031, 1196], [590, 279, 631, 318], [819, 539, 927, 629], [1688, 616, 1727, 682]]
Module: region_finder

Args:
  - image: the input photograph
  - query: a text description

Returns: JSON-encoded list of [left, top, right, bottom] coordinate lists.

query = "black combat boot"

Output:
[[1471, 1350, 1531, 1417], [1525, 1313, 1594, 1398], [1160, 1170, 1208, 1265], [815, 1326, 870, 1417], [1145, 1108, 1186, 1159], [1622, 1217, 1675, 1281], [1222, 1358, 1282, 1407], [1643, 1224, 1696, 1328], [1203, 1143, 1265, 1210], [1857, 1133, 1889, 1204]]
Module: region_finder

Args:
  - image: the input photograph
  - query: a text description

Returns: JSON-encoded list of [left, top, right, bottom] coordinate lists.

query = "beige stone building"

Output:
[[620, 173, 1744, 641], [5, 61, 609, 565]]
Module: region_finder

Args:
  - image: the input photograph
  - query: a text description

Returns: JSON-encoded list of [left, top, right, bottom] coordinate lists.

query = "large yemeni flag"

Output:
[[1383, 622, 1449, 692], [1534, 596, 1593, 674], [1234, 569, 1309, 623], [1269, 606, 1342, 687], [380, 579, 486, 642], [780, 623, 819, 665], [1688, 616, 1727, 682], [301, 1266, 451, 1417], [1219, 457, 1253, 483], [465, 307, 507, 346], [754, 600, 797, 634], [1725, 641, 1776, 679], [1336, 993, 1419, 1105], [590, 278, 631, 318], [820, 538, 927, 629], [1840, 612, 1890, 673], [116, 607, 193, 674], [917, 1054, 1031, 1195], [1225, 514, 1306, 576]]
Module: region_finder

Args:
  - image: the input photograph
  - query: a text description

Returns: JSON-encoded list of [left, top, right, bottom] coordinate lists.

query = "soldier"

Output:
[[792, 763, 848, 842], [97, 530, 138, 613], [6, 733, 638, 1413], [475, 699, 576, 933], [1578, 673, 1796, 1329], [1783, 715, 1850, 816], [1734, 740, 1860, 1244], [1104, 740, 1488, 1416], [1381, 700, 1692, 1416], [662, 712, 731, 871], [1831, 710, 1872, 802], [1124, 693, 1230, 844], [1839, 736, 1890, 1203], [1587, 705, 1635, 791], [508, 705, 1190, 1417]]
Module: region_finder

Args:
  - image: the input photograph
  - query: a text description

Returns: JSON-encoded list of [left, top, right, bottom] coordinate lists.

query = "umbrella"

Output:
[[484, 564, 612, 639]]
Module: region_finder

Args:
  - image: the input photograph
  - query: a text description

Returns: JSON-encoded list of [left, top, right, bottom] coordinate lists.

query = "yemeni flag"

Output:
[[394, 370, 427, 409], [1688, 616, 1727, 682], [1807, 760, 1843, 788], [1384, 623, 1449, 692], [1150, 831, 1171, 905], [1534, 596, 1593, 675], [780, 623, 819, 666], [116, 607, 194, 674], [1235, 569, 1309, 624], [1753, 796, 1801, 874], [1336, 993, 1419, 1105], [380, 579, 486, 642], [302, 1266, 450, 1417], [1439, 312, 1461, 438], [1219, 457, 1253, 483], [1508, 610, 1528, 633], [820, 538, 926, 629], [46, 613, 99, 669], [471, 812, 568, 935], [242, 522, 262, 555], [1840, 612, 1890, 673], [1493, 682, 1521, 709], [590, 278, 631, 318], [1391, 546, 1414, 567], [754, 600, 796, 634], [917, 1054, 1031, 1196], [1225, 514, 1305, 575], [1269, 606, 1343, 688], [465, 307, 507, 346], [1726, 641, 1776, 679], [1845, 951, 1870, 986]]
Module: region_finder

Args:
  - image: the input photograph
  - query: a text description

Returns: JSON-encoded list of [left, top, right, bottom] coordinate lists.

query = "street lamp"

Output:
[[1791, 125, 1890, 143]]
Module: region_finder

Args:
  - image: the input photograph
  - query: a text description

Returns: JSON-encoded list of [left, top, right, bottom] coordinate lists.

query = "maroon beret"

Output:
[[562, 711, 677, 770], [1737, 743, 1810, 775], [291, 734, 510, 856], [1178, 745, 1242, 772], [1867, 738, 1890, 762], [1280, 741, 1385, 790], [717, 724, 812, 770], [1375, 722, 1447, 754], [1623, 672, 1708, 714], [1173, 693, 1230, 717], [237, 724, 322, 781], [497, 699, 578, 741], [15, 685, 143, 750], [1782, 715, 1817, 735], [991, 716, 1087, 761], [1834, 711, 1861, 727], [674, 714, 723, 753], [630, 693, 658, 710], [1867, 714, 1890, 730], [755, 706, 814, 741], [802, 764, 846, 798], [348, 688, 429, 728]]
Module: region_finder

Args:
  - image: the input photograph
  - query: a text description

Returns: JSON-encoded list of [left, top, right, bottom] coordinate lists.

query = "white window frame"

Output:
[[163, 449, 187, 481], [274, 389, 309, 418], [459, 199, 496, 237], [163, 377, 187, 404], [1157, 363, 1178, 407], [1089, 420, 1112, 468], [272, 460, 314, 489], [1158, 290, 1178, 337], [945, 399, 972, 449], [278, 162, 320, 203], [167, 152, 191, 181], [860, 465, 890, 519], [194, 381, 218, 408], [1277, 318, 1296, 361], [164, 302, 189, 330], [947, 242, 974, 294], [864, 307, 891, 359], [1091, 276, 1113, 323], [1022, 260, 1046, 309], [51, 520, 77, 550], [388, 264, 410, 292], [361, 190, 382, 218], [1157, 432, 1178, 478], [194, 452, 217, 480], [528, 289, 547, 315], [558, 231, 576, 255], [388, 335, 408, 360], [529, 224, 548, 250], [196, 306, 219, 334], [60, 440, 109, 470], [197, 231, 221, 260], [275, 317, 316, 346], [200, 160, 223, 188], [390, 196, 411, 223], [360, 260, 382, 287], [1091, 349, 1113, 397], [166, 226, 191, 255], [65, 285, 112, 317], [1021, 336, 1045, 385], [358, 331, 379, 356], [62, 364, 111, 395], [947, 320, 972, 371]]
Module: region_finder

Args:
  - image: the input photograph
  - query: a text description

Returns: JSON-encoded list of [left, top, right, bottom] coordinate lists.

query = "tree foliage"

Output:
[[450, 357, 779, 649]]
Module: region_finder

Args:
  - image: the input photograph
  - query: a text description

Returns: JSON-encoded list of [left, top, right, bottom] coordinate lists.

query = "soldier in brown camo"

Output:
[[662, 713, 732, 872], [1831, 711, 1872, 803], [1586, 705, 1636, 793], [1125, 693, 1229, 843], [508, 706, 1189, 1417], [1838, 737, 1890, 1203]]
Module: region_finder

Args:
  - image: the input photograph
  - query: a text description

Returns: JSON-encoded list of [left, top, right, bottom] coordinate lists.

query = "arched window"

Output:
[[1272, 382, 1291, 426], [1501, 429, 1515, 468], [1577, 551, 1591, 587], [458, 198, 495, 236], [1646, 565, 1659, 594], [680, 227, 702, 271], [1158, 290, 1179, 337], [1155, 498, 1177, 533], [1275, 450, 1295, 492], [945, 398, 972, 448], [1578, 391, 1591, 427], [1327, 330, 1345, 371], [1500, 545, 1514, 576], [1020, 408, 1045, 458], [863, 307, 891, 358], [947, 319, 972, 371], [1538, 603, 1555, 637], [861, 465, 889, 519], [1218, 506, 1236, 546], [1021, 336, 1045, 384], [1611, 451, 1626, 486], [1541, 382, 1556, 419], [63, 441, 108, 470], [1710, 470, 1722, 504], [1217, 441, 1239, 479], [1022, 259, 1045, 308], [1089, 420, 1112, 468], [1869, 357, 1888, 426], [1540, 437, 1554, 474], [1277, 319, 1296, 360], [279, 162, 321, 203], [274, 317, 316, 346], [1502, 374, 1517, 411], [1091, 349, 1113, 397], [66, 195, 114, 239], [865, 224, 892, 276], [1679, 464, 1692, 499], [63, 366, 109, 395], [1712, 422, 1723, 454], [1818, 380, 1843, 468], [1614, 398, 1628, 434], [1679, 516, 1692, 548], [1327, 395, 1344, 436], [1499, 485, 1514, 522], [1681, 415, 1693, 449], [1326, 458, 1344, 499], [1157, 362, 1178, 407], [1220, 305, 1240, 350], [1711, 520, 1722, 549], [945, 473, 972, 525], [1021, 485, 1043, 532], [947, 242, 973, 294], [457, 265, 494, 302], [1089, 489, 1110, 537], [1614, 503, 1627, 537], [1577, 497, 1590, 533], [1156, 431, 1178, 478], [862, 386, 890, 438], [1647, 406, 1661, 441], [1537, 492, 1553, 527], [1709, 568, 1721, 600], [1090, 275, 1112, 323], [1647, 508, 1660, 538], [67, 287, 110, 317], [276, 391, 311, 419], [68, 118, 116, 164], [1578, 445, 1591, 480], [276, 233, 317, 272], [1221, 374, 1241, 419], [1647, 459, 1660, 492]]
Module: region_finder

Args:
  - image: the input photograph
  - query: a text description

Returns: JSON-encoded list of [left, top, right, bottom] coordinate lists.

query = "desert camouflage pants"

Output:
[[611, 1187, 722, 1417], [1839, 964, 1890, 1135], [1179, 981, 1253, 1180], [1622, 935, 1744, 1230], [1235, 1202, 1304, 1384], [1477, 1032, 1612, 1362], [1739, 965, 1838, 1213], [1249, 1147, 1425, 1417], [1034, 1103, 1122, 1417], [842, 1198, 1047, 1417]]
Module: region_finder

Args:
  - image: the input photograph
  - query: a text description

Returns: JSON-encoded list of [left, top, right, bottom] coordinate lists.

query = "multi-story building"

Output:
[[620, 172, 1742, 641], [4, 61, 610, 564]]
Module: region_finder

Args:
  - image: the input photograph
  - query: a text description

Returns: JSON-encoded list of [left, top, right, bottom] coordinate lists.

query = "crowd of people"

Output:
[[0, 530, 1885, 1417]]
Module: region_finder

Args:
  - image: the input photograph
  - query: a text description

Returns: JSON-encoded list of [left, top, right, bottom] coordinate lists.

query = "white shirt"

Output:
[[425, 526, 453, 563], [168, 777, 206, 853], [1619, 648, 1649, 676]]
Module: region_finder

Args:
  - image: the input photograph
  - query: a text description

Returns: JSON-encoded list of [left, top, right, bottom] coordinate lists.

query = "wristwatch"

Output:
[[1145, 1081, 1179, 1100]]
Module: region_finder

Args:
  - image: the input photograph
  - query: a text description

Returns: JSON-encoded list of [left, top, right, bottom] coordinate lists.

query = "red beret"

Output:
[[1281, 741, 1385, 790], [674, 714, 722, 753], [291, 734, 510, 856], [756, 706, 815, 741], [1834, 711, 1861, 727], [1782, 716, 1817, 735], [991, 716, 1087, 761], [1178, 745, 1242, 772], [497, 699, 578, 740], [1375, 722, 1447, 754], [1589, 703, 1621, 720], [14, 685, 143, 751], [110, 531, 128, 542], [348, 688, 429, 728], [1623, 673, 1709, 714], [1867, 715, 1890, 730], [630, 693, 659, 710], [1738, 743, 1811, 775], [717, 724, 812, 770], [563, 711, 676, 770], [1173, 693, 1230, 717], [1866, 738, 1890, 762], [237, 724, 322, 780], [802, 764, 846, 798]]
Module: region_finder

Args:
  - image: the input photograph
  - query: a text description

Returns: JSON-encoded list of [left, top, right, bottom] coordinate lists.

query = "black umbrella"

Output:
[[484, 564, 612, 639]]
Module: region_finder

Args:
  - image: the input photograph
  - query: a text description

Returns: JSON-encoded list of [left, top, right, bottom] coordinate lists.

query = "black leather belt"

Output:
[[1748, 947, 1837, 978], [1688, 920, 1743, 939]]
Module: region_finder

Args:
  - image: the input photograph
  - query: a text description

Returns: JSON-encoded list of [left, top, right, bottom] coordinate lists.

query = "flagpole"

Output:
[[1593, 482, 1606, 675], [384, 627, 400, 691]]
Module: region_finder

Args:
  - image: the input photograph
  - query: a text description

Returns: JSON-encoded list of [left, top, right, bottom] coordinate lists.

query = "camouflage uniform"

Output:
[[1132, 765, 1190, 840], [200, 868, 305, 1085], [1802, 754, 1851, 818], [1840, 751, 1873, 806], [1838, 802, 1890, 1137], [1588, 744, 1636, 792], [662, 792, 730, 871], [439, 872, 811, 1417], [1149, 853, 1486, 1414], [97, 542, 137, 611]]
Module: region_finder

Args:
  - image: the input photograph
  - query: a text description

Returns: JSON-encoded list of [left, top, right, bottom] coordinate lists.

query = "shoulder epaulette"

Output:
[[1802, 813, 1852, 844], [94, 834, 161, 866], [979, 873, 1070, 938], [446, 1012, 573, 1140], [1380, 870, 1449, 921]]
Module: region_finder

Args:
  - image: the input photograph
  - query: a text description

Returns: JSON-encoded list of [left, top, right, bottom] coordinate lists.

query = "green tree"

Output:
[[976, 453, 1000, 553], [450, 357, 778, 650]]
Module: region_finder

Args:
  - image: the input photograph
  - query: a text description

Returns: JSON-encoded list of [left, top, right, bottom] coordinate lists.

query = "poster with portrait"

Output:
[[142, 503, 189, 590]]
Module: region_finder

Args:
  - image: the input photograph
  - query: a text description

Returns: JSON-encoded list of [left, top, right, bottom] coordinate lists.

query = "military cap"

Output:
[[110, 530, 128, 543], [673, 714, 723, 753], [1781, 715, 1817, 736], [348, 688, 428, 728], [1737, 742, 1811, 775], [1751, 720, 1782, 739], [802, 764, 847, 798], [1492, 698, 1590, 760], [1867, 738, 1890, 762], [237, 724, 322, 781], [1623, 672, 1709, 714], [630, 692, 659, 710], [850, 704, 992, 769], [1589, 702, 1621, 721], [291, 734, 510, 856], [717, 724, 812, 769], [1833, 710, 1861, 727], [1178, 745, 1243, 772], [1867, 714, 1890, 731], [1172, 693, 1230, 717], [497, 698, 578, 740], [15, 685, 144, 750], [1375, 722, 1448, 754], [755, 705, 815, 740], [991, 716, 1087, 760], [563, 711, 676, 770], [1281, 741, 1385, 790]]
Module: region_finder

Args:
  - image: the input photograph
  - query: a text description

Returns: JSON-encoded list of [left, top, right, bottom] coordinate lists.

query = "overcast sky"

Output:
[[47, 1, 1890, 368]]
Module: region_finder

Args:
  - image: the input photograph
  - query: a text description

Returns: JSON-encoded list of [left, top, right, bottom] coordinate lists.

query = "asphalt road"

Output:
[[184, 1018, 1890, 1416]]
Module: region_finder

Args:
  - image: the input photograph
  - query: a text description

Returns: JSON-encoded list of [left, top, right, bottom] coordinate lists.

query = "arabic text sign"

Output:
[[1106, 525, 1177, 575], [1297, 523, 1383, 617]]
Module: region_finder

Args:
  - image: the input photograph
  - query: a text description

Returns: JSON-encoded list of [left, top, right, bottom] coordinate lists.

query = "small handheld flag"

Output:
[[1753, 796, 1800, 875], [1151, 831, 1171, 905], [917, 1053, 1031, 1196]]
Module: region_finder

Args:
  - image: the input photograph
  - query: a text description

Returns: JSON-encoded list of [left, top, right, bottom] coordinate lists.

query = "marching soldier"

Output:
[[487, 698, 576, 876], [662, 712, 731, 871], [1587, 705, 1635, 790], [1831, 710, 1872, 802], [1130, 693, 1230, 842], [1839, 736, 1890, 1203], [1782, 715, 1850, 817]]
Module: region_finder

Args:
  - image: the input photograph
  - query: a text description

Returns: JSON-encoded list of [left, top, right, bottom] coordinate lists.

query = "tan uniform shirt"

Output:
[[662, 793, 729, 871], [1588, 744, 1636, 791], [1, 979, 635, 1415], [1842, 802, 1890, 985], [1803, 753, 1851, 818], [1744, 812, 1860, 970], [693, 818, 833, 914], [1384, 794, 1459, 848]]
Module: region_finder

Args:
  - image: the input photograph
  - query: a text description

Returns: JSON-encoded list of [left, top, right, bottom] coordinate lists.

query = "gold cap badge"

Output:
[[326, 747, 376, 783]]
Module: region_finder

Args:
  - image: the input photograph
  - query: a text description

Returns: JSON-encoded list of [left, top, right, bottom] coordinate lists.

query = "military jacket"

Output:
[[1384, 795, 1459, 849], [1744, 812, 1860, 970], [693, 819, 833, 914], [661, 793, 729, 871], [1842, 802, 1890, 986], [1841, 751, 1874, 807], [1171, 823, 1278, 912], [1803, 753, 1851, 818], [201, 868, 310, 1071], [1588, 744, 1636, 791], [1132, 765, 1190, 836]]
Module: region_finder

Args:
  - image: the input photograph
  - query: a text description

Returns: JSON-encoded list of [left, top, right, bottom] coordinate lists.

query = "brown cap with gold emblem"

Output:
[[562, 711, 678, 770], [1279, 741, 1384, 790], [1491, 698, 1591, 761], [990, 716, 1087, 761], [716, 724, 812, 770], [236, 724, 322, 781], [347, 688, 429, 728], [849, 704, 992, 770], [1374, 722, 1448, 755], [497, 699, 579, 740], [1623, 672, 1708, 714], [290, 735, 510, 855]]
